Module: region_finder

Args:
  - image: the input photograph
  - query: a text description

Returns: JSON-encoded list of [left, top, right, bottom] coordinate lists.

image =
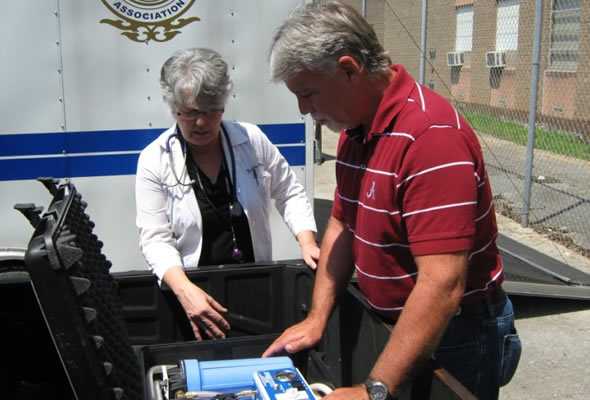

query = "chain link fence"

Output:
[[321, 0, 590, 259]]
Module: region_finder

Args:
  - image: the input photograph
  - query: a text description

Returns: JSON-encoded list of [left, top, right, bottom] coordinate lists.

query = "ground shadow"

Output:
[[511, 295, 590, 320]]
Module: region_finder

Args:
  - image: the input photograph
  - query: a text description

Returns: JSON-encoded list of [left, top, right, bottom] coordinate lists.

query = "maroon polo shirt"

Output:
[[332, 65, 503, 319]]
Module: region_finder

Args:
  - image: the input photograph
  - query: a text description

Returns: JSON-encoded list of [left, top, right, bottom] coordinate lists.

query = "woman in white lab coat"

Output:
[[135, 48, 319, 340]]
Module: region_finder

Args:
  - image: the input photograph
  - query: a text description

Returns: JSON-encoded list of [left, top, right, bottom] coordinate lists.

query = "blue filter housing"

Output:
[[182, 356, 294, 393]]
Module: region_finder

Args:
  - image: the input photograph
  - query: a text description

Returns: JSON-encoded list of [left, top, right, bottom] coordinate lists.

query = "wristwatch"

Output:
[[364, 378, 389, 400]]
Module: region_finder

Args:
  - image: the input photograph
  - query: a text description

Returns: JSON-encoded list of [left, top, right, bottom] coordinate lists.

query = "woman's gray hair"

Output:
[[269, 1, 391, 82], [160, 48, 233, 111]]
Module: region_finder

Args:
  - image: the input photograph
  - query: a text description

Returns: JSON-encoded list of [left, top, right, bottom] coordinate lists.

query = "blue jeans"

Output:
[[434, 295, 522, 400]]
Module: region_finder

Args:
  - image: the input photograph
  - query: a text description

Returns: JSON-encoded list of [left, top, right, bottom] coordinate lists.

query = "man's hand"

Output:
[[323, 386, 369, 400], [262, 316, 324, 357]]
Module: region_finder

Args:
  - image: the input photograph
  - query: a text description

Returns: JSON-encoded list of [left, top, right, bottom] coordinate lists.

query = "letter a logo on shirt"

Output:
[[366, 180, 376, 199]]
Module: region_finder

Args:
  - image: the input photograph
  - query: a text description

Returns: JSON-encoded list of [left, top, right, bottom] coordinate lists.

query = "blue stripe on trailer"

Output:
[[0, 124, 304, 156], [277, 146, 305, 167], [0, 123, 306, 181], [258, 123, 305, 145], [0, 132, 66, 156], [0, 148, 305, 181], [0, 154, 141, 181], [0, 129, 163, 157]]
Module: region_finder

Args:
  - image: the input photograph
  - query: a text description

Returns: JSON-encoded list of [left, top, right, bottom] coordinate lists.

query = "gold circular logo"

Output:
[[100, 0, 199, 43], [101, 0, 195, 24]]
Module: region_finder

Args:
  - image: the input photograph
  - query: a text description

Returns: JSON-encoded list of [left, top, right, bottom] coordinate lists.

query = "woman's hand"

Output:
[[297, 230, 320, 270], [163, 267, 231, 340], [177, 282, 231, 340], [301, 242, 320, 270]]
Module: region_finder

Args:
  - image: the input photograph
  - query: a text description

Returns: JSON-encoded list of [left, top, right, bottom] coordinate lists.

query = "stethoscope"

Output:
[[165, 123, 242, 216], [165, 123, 247, 261]]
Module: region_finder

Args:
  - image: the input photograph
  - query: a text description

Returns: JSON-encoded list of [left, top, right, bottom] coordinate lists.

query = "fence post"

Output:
[[419, 0, 428, 84], [362, 0, 367, 17], [522, 0, 544, 227]]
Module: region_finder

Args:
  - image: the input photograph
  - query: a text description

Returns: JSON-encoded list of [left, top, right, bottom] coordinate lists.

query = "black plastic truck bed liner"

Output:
[[3, 180, 476, 400]]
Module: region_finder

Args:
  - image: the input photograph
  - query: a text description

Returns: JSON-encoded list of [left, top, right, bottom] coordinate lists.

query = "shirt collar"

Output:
[[345, 64, 416, 143]]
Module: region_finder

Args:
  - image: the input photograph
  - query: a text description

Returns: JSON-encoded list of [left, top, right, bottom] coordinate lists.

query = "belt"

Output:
[[456, 286, 507, 317]]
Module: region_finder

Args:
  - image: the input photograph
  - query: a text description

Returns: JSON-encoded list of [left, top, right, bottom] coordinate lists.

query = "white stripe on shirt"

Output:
[[430, 124, 455, 129], [468, 233, 497, 261], [415, 82, 426, 112], [402, 201, 477, 218], [474, 201, 494, 222], [337, 192, 401, 215], [355, 264, 417, 280], [336, 159, 399, 177], [365, 268, 504, 312], [396, 161, 475, 188], [367, 298, 405, 312], [463, 267, 504, 297], [347, 225, 410, 248], [381, 132, 416, 141]]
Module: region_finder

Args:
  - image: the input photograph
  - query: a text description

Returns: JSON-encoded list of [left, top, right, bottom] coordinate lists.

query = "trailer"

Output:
[[0, 0, 314, 272]]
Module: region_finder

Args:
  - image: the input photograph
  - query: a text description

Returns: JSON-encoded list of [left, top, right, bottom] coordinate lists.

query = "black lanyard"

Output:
[[179, 124, 246, 262], [220, 124, 243, 217], [178, 123, 242, 217]]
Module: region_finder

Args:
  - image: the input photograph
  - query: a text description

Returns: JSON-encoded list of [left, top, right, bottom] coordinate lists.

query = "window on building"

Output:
[[455, 5, 473, 53], [550, 0, 581, 71], [496, 0, 520, 51]]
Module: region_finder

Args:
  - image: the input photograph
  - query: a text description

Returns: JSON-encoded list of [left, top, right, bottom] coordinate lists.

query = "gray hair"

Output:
[[269, 1, 391, 82], [160, 48, 233, 111]]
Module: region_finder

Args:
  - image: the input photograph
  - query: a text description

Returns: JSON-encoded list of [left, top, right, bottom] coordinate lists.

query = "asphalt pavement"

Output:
[[481, 134, 590, 252]]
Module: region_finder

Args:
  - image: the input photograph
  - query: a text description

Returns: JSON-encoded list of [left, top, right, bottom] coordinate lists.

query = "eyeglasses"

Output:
[[175, 108, 224, 121]]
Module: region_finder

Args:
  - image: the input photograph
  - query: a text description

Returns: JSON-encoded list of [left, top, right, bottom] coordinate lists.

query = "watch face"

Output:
[[367, 380, 389, 400]]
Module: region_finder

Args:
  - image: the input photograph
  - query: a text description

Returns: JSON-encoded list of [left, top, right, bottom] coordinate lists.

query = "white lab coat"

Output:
[[135, 120, 316, 282]]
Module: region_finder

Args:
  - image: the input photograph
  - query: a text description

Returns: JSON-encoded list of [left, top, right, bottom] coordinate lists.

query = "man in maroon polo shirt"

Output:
[[263, 2, 521, 400]]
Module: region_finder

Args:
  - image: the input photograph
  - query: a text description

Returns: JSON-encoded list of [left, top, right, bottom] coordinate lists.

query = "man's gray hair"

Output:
[[160, 48, 233, 111], [269, 1, 391, 82]]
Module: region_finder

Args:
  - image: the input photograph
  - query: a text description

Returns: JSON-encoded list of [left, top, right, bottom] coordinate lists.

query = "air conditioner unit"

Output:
[[447, 52, 464, 67], [486, 51, 506, 68]]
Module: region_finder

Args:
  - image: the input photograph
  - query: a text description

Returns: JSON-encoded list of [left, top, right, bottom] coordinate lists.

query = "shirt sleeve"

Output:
[[399, 127, 478, 256], [254, 125, 317, 236], [135, 147, 183, 283]]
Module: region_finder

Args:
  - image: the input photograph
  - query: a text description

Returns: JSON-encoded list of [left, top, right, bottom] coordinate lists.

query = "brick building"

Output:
[[338, 0, 590, 124]]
